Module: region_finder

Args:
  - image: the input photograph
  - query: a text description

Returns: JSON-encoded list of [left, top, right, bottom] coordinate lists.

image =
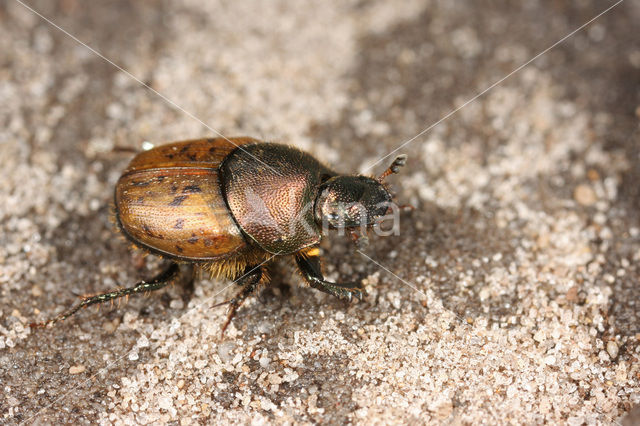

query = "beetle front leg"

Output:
[[295, 249, 364, 301], [31, 262, 184, 328]]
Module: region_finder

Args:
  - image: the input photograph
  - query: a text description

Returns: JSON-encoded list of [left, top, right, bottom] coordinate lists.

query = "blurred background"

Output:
[[1, 0, 639, 424]]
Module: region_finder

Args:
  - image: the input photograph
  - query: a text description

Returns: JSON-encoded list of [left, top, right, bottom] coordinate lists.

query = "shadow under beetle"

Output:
[[32, 138, 407, 334]]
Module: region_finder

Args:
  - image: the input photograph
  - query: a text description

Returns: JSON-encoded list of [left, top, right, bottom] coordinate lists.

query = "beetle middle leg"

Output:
[[31, 262, 185, 328], [295, 248, 364, 301], [213, 265, 264, 336]]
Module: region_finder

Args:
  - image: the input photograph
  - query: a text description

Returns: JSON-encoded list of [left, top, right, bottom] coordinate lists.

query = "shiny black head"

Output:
[[314, 176, 392, 229]]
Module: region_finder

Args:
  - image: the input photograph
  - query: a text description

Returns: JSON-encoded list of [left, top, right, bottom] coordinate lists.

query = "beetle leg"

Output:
[[180, 264, 197, 303], [31, 262, 182, 328], [213, 266, 263, 336], [295, 250, 364, 301]]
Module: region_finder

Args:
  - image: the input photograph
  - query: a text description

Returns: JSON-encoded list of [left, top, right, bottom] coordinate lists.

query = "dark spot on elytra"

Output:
[[180, 146, 190, 153], [187, 236, 198, 244], [156, 175, 167, 182], [175, 245, 184, 253], [174, 218, 184, 229], [166, 153, 175, 159], [187, 153, 197, 161], [131, 180, 151, 187], [137, 196, 145, 203], [142, 224, 164, 239], [170, 184, 179, 194], [183, 185, 202, 193], [169, 195, 188, 206]]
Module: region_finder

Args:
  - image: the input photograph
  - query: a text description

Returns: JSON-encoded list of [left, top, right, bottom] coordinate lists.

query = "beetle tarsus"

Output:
[[30, 262, 182, 329], [295, 250, 365, 301]]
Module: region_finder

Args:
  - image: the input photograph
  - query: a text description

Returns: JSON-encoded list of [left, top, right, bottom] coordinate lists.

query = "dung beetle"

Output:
[[32, 138, 407, 333]]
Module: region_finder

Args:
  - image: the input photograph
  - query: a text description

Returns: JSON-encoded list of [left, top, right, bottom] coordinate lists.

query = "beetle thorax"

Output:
[[221, 143, 335, 255]]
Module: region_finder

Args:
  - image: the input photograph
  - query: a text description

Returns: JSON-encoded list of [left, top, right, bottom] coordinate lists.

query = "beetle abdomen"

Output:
[[115, 138, 255, 261]]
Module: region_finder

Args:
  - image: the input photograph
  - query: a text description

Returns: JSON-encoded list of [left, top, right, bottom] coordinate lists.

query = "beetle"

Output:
[[32, 137, 407, 333]]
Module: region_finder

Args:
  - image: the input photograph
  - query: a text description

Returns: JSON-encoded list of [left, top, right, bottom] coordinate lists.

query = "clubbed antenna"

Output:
[[377, 154, 407, 182]]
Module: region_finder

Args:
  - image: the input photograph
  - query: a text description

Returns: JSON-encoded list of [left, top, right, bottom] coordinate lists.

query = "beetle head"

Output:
[[314, 175, 392, 229]]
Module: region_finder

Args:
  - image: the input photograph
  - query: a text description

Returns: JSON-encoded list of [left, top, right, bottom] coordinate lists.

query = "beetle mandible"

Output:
[[33, 138, 407, 333]]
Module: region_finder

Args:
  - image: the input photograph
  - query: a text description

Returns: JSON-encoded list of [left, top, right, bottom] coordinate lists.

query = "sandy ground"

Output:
[[1, 0, 639, 424]]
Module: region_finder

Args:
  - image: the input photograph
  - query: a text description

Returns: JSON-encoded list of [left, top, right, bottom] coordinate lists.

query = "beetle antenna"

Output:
[[111, 146, 140, 154], [377, 154, 407, 182]]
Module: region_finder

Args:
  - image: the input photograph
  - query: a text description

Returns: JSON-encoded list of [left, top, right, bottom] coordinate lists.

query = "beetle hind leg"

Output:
[[295, 249, 365, 301], [31, 262, 184, 328]]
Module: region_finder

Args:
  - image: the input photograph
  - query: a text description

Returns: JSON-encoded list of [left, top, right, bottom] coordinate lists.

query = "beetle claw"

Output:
[[353, 290, 364, 301], [343, 286, 365, 301]]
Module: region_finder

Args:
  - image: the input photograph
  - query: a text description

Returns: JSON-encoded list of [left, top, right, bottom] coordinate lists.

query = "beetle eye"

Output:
[[327, 213, 339, 221]]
